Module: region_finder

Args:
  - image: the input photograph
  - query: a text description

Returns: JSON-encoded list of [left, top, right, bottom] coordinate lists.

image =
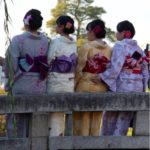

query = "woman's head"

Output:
[[56, 15, 75, 35], [23, 9, 43, 31], [86, 19, 106, 41], [116, 20, 135, 40]]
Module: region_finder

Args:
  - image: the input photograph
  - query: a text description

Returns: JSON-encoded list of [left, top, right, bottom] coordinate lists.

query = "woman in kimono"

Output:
[[74, 19, 112, 136], [4, 9, 49, 137], [97, 20, 149, 135], [47, 15, 77, 136]]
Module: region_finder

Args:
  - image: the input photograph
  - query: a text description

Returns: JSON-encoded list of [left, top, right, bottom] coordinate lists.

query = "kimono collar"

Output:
[[122, 39, 137, 46], [90, 40, 109, 49], [24, 31, 43, 40], [59, 35, 76, 44]]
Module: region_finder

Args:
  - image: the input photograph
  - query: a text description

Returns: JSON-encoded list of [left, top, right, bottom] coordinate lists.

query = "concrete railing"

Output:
[[0, 92, 149, 150]]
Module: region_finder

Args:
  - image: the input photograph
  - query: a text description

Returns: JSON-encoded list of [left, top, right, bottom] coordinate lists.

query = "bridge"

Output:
[[0, 92, 149, 150]]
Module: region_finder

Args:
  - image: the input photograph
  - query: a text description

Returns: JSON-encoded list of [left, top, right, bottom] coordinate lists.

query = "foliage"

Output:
[[76, 37, 86, 47], [0, 0, 17, 136], [0, 0, 13, 46], [47, 0, 115, 42], [0, 115, 6, 136], [146, 87, 150, 92], [65, 0, 106, 38], [0, 88, 7, 95], [46, 0, 67, 34]]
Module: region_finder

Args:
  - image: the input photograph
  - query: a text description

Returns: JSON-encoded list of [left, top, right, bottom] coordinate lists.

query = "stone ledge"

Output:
[[49, 136, 150, 150], [0, 138, 30, 150], [0, 92, 149, 113]]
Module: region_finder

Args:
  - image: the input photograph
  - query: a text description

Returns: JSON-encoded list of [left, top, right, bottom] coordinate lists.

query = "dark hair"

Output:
[[86, 19, 106, 39], [56, 15, 75, 34], [117, 20, 135, 38], [23, 9, 43, 30]]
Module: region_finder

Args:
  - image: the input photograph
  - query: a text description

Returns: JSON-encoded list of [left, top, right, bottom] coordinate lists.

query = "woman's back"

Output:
[[4, 8, 49, 94], [75, 40, 112, 92], [47, 36, 77, 92], [9, 32, 49, 94]]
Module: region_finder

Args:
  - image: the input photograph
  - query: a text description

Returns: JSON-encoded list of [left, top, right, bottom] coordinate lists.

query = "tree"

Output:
[[0, 0, 13, 64], [47, 0, 115, 43], [46, 0, 67, 34], [0, 0, 13, 45]]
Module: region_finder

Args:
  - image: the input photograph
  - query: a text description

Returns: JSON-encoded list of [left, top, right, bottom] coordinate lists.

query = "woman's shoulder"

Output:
[[115, 39, 138, 47], [81, 41, 93, 49], [13, 31, 40, 41], [113, 40, 127, 52], [114, 40, 124, 46], [77, 42, 91, 56], [51, 36, 76, 47], [10, 33, 27, 45], [50, 37, 61, 45]]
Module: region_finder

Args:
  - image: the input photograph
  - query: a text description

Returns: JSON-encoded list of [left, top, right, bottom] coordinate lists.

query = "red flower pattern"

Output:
[[82, 53, 110, 74], [93, 26, 102, 34], [65, 22, 72, 29], [124, 31, 131, 38]]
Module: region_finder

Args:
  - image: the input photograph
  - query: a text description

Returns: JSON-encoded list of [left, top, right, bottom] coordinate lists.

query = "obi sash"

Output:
[[19, 54, 49, 80], [82, 53, 110, 74], [49, 53, 77, 73], [122, 54, 148, 74]]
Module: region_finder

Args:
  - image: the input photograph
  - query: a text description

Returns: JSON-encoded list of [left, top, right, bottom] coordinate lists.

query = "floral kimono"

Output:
[[5, 32, 49, 94], [74, 40, 112, 136], [4, 31, 49, 137], [100, 39, 149, 135], [47, 35, 77, 136]]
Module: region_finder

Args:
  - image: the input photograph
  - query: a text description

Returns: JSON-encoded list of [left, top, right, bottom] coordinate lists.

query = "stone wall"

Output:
[[0, 92, 149, 150]]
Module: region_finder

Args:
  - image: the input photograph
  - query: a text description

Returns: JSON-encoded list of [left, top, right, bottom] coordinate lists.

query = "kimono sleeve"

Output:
[[4, 37, 21, 78], [141, 52, 149, 91], [100, 43, 126, 91], [4, 36, 21, 91], [47, 39, 58, 64]]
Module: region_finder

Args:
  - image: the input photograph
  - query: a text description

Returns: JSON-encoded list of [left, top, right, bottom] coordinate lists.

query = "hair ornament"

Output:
[[124, 31, 131, 38], [23, 15, 32, 25], [65, 22, 72, 29], [93, 26, 102, 34]]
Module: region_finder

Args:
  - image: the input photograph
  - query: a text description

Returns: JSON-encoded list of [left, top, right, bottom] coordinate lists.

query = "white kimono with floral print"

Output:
[[100, 39, 149, 136], [100, 39, 149, 92]]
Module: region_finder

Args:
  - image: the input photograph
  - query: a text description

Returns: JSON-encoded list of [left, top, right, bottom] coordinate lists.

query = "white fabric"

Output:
[[49, 112, 65, 136], [48, 72, 74, 92], [47, 36, 77, 136], [47, 36, 77, 93]]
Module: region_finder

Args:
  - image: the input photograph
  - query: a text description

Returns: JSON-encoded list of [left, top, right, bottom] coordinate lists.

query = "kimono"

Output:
[[47, 35, 77, 136], [5, 31, 49, 94], [100, 39, 149, 135], [74, 40, 112, 136], [4, 31, 49, 137]]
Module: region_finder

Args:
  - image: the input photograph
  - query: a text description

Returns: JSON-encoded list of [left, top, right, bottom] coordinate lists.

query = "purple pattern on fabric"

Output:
[[19, 54, 49, 80], [50, 53, 77, 73]]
